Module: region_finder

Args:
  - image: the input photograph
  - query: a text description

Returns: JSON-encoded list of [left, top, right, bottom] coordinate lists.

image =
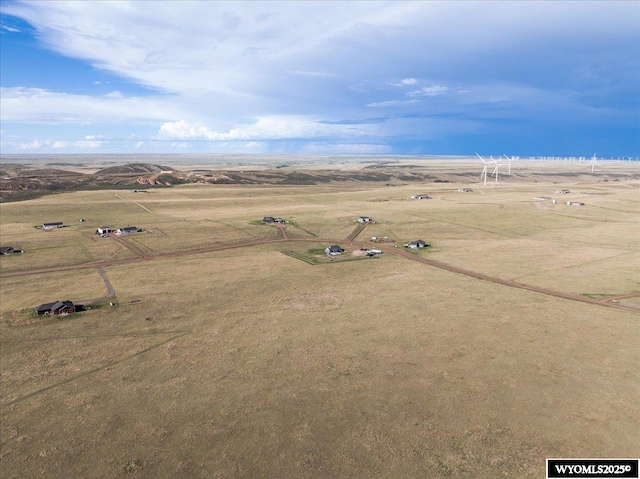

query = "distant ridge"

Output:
[[95, 163, 178, 175]]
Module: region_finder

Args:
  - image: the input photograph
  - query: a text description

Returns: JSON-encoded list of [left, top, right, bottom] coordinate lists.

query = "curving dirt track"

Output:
[[1, 228, 638, 314], [379, 245, 640, 314], [75, 267, 117, 306]]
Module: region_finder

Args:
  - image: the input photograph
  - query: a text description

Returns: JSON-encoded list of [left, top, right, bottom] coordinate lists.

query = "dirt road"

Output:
[[2, 227, 638, 314]]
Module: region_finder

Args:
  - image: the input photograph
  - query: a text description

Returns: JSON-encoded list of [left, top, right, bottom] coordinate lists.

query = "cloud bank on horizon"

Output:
[[1, 1, 638, 156]]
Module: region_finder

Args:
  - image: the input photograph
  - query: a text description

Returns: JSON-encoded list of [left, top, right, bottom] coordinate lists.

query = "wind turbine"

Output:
[[587, 153, 601, 173], [476, 153, 497, 186], [502, 155, 516, 174], [491, 161, 501, 183]]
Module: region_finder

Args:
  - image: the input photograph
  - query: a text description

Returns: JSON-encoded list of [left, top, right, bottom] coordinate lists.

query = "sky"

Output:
[[1, 1, 639, 156]]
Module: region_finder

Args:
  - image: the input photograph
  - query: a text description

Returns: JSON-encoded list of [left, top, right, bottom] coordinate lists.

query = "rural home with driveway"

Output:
[[35, 300, 76, 316]]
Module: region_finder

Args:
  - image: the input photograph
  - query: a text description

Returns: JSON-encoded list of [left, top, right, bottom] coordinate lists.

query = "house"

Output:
[[411, 194, 430, 199], [0, 246, 15, 255], [35, 300, 76, 316], [556, 189, 571, 194], [364, 249, 382, 256], [116, 226, 141, 235], [43, 222, 63, 230], [458, 188, 473, 193], [404, 239, 430, 249], [325, 245, 345, 256], [96, 226, 113, 235], [272, 218, 285, 224], [357, 216, 372, 223], [262, 216, 275, 224], [566, 201, 585, 206]]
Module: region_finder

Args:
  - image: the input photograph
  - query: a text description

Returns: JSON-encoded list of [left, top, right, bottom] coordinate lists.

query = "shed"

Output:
[[404, 239, 430, 249], [357, 216, 372, 223], [35, 300, 75, 316], [116, 226, 141, 235], [43, 222, 63, 230]]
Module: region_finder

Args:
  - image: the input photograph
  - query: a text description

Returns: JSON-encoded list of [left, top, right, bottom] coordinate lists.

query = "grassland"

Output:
[[1, 160, 638, 478]]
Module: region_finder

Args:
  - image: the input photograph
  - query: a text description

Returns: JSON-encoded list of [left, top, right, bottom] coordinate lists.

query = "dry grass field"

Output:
[[1, 159, 639, 478]]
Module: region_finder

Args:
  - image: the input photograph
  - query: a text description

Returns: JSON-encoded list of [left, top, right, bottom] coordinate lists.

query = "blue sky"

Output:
[[1, 1, 638, 156]]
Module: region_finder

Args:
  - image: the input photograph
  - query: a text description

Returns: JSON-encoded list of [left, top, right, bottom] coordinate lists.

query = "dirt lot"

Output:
[[1, 159, 638, 478]]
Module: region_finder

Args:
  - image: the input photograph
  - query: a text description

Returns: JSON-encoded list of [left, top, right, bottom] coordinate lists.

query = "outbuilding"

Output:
[[116, 226, 141, 235], [357, 216, 372, 223], [96, 226, 113, 235], [43, 222, 63, 230], [35, 300, 76, 316], [404, 239, 430, 249], [411, 194, 430, 199]]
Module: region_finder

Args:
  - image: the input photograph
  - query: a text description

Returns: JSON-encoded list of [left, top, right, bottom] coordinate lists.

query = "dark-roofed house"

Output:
[[262, 216, 275, 224], [116, 226, 141, 235], [325, 245, 345, 256], [0, 247, 15, 255], [43, 222, 63, 230], [35, 300, 76, 316], [404, 239, 430, 249]]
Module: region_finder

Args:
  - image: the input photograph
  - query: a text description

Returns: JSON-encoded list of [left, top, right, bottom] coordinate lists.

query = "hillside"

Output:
[[95, 163, 177, 175]]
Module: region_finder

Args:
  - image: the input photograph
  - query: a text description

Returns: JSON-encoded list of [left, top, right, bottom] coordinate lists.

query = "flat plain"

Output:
[[1, 159, 639, 478]]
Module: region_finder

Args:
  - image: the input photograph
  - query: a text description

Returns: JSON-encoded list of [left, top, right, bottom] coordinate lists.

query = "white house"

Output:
[[325, 245, 345, 256]]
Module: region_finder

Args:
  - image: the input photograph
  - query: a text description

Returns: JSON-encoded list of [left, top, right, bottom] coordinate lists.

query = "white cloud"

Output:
[[288, 71, 335, 77], [365, 100, 419, 108], [52, 140, 68, 148], [0, 87, 183, 124], [1, 24, 20, 33], [390, 78, 418, 87], [159, 117, 383, 142], [407, 85, 450, 97], [74, 140, 103, 148], [2, 2, 638, 152]]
